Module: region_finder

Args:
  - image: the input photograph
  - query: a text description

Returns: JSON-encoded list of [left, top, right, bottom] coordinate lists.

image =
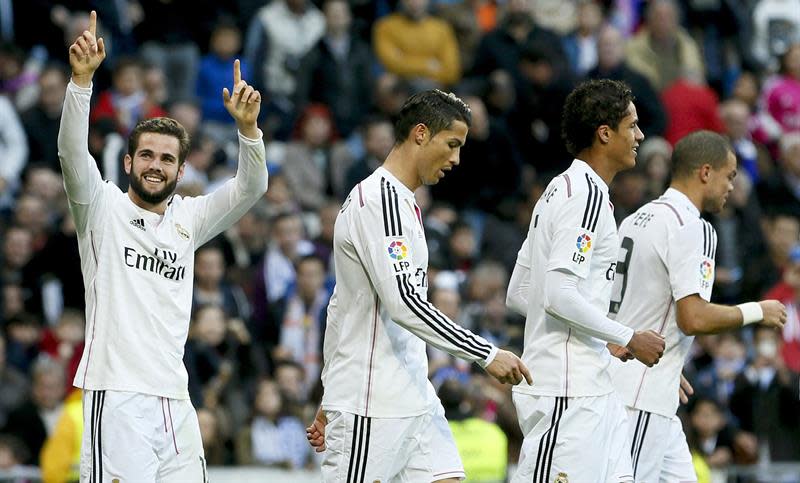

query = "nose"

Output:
[[451, 150, 461, 166]]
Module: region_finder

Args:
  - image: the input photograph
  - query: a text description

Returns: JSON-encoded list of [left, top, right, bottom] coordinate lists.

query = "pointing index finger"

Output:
[[89, 10, 97, 37], [233, 59, 241, 86]]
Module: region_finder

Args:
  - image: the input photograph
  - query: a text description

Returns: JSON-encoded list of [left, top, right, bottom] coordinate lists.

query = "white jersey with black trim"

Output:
[[58, 81, 268, 400], [321, 167, 498, 418], [513, 159, 622, 398], [609, 188, 716, 417]]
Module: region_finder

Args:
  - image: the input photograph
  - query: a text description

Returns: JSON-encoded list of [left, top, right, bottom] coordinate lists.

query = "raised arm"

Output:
[[58, 11, 106, 233], [191, 59, 268, 247]]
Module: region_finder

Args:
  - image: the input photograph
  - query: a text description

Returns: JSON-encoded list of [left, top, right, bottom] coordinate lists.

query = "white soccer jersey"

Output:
[[609, 188, 716, 417], [321, 167, 498, 417], [514, 159, 626, 398], [58, 81, 268, 400]]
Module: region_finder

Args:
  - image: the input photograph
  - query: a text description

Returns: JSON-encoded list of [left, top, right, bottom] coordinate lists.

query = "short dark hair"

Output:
[[128, 117, 191, 164], [670, 130, 732, 179], [394, 89, 472, 143], [561, 79, 634, 156]]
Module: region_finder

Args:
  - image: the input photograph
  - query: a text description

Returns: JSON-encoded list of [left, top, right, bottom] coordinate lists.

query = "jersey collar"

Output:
[[661, 187, 701, 218], [376, 166, 414, 198], [570, 159, 609, 192]]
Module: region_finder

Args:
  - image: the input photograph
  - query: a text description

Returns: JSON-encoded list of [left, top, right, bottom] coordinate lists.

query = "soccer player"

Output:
[[60, 12, 268, 481], [306, 90, 531, 482], [505, 79, 666, 483], [607, 130, 786, 482]]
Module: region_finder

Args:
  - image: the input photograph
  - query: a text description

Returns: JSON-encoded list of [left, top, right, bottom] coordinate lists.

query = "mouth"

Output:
[[632, 145, 639, 156], [142, 173, 165, 186]]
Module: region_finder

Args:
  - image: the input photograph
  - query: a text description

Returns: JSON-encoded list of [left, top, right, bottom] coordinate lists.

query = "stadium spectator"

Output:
[[244, 0, 325, 140], [296, 0, 374, 137], [373, 0, 461, 88], [90, 57, 167, 136], [21, 64, 68, 171], [193, 245, 251, 321], [625, 0, 705, 92], [196, 18, 249, 142], [0, 335, 28, 429], [661, 71, 725, 145], [730, 324, 800, 461], [588, 25, 666, 137], [1, 357, 65, 465], [235, 378, 311, 468], [276, 255, 330, 387], [281, 104, 339, 211]]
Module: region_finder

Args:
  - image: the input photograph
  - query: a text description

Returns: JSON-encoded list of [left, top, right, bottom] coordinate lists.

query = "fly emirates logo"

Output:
[[123, 246, 187, 282]]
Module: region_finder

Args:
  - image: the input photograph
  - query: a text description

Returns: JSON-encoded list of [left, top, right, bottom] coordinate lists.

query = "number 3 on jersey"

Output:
[[609, 237, 634, 315]]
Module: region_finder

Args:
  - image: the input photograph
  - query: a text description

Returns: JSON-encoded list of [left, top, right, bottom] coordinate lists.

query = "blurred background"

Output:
[[0, 0, 798, 482]]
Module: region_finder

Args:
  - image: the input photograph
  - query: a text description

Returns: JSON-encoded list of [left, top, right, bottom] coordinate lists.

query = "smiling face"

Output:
[[605, 102, 644, 170], [416, 120, 468, 186], [124, 132, 184, 207]]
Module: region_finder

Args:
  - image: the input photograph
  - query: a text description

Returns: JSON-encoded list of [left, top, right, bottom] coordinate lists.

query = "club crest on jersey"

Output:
[[554, 472, 569, 483], [175, 223, 190, 241]]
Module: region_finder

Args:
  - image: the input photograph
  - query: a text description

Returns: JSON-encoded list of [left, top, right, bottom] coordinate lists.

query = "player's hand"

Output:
[[608, 342, 633, 362], [626, 330, 665, 367], [758, 300, 787, 330], [222, 59, 261, 139], [679, 372, 694, 404], [68, 11, 106, 87], [485, 349, 533, 386], [306, 407, 327, 453]]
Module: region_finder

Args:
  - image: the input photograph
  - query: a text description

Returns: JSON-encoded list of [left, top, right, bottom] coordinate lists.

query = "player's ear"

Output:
[[413, 124, 427, 145], [597, 125, 610, 145], [177, 161, 186, 182], [123, 154, 132, 175], [698, 164, 712, 183]]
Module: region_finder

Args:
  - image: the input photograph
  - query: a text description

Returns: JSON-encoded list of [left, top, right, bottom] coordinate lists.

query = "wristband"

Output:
[[737, 302, 763, 325]]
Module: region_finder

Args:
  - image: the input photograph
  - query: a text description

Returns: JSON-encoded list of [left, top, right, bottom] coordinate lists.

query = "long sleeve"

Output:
[[507, 237, 531, 316], [352, 196, 497, 367], [0, 96, 28, 186], [544, 269, 634, 346], [190, 130, 268, 247], [57, 81, 105, 234]]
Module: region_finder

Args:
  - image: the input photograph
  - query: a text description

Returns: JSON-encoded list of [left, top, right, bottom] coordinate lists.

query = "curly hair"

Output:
[[128, 117, 191, 164], [561, 79, 634, 156], [394, 89, 472, 143]]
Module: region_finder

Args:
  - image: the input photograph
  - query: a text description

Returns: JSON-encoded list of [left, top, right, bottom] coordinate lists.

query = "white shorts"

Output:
[[626, 407, 697, 483], [80, 390, 207, 482], [512, 392, 633, 483], [321, 403, 465, 483]]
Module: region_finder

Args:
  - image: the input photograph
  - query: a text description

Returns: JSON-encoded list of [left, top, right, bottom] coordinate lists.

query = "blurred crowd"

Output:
[[0, 0, 799, 480]]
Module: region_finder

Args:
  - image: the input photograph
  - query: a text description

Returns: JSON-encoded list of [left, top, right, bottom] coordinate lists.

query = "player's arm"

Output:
[[667, 221, 787, 336], [352, 198, 531, 385], [543, 187, 664, 365], [506, 237, 531, 316], [675, 295, 786, 335], [190, 60, 268, 247], [58, 11, 106, 233]]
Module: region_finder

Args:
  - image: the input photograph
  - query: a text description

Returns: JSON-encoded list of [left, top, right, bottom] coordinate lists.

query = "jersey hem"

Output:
[[73, 383, 190, 401], [512, 385, 613, 398], [320, 403, 429, 419]]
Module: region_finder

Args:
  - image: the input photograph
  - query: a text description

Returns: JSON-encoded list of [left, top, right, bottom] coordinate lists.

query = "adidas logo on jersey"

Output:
[[129, 218, 146, 231]]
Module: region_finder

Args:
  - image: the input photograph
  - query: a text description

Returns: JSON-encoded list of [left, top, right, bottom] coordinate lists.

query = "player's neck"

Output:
[[668, 181, 703, 212], [576, 150, 619, 186], [127, 189, 169, 215], [382, 146, 420, 192]]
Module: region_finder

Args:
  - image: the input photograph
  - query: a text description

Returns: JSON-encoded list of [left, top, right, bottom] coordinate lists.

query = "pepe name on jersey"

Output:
[[123, 246, 187, 281]]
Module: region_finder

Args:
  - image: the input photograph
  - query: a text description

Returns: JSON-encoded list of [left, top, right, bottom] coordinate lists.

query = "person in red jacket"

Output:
[[661, 70, 725, 145], [763, 244, 800, 372]]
